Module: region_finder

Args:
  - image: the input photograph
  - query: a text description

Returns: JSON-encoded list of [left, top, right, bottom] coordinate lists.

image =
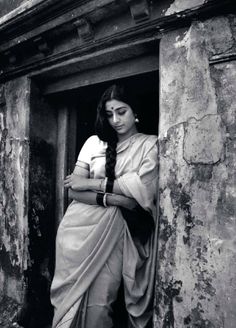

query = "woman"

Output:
[[50, 84, 158, 328]]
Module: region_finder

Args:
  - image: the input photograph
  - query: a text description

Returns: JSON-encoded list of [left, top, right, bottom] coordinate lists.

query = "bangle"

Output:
[[96, 192, 104, 206], [103, 193, 108, 207], [106, 178, 114, 193]]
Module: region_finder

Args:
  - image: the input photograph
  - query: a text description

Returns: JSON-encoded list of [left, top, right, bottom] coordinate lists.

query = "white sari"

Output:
[[51, 133, 158, 328]]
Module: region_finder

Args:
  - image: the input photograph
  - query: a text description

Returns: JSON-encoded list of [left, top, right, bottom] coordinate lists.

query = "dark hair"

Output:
[[95, 84, 135, 179]]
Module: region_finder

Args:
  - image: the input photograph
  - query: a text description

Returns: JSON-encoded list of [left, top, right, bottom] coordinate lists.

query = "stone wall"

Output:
[[0, 77, 30, 320], [15, 83, 58, 327], [156, 15, 236, 328], [0, 78, 57, 327]]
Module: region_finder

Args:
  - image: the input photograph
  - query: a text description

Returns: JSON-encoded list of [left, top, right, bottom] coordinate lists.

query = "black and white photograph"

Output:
[[0, 0, 235, 327]]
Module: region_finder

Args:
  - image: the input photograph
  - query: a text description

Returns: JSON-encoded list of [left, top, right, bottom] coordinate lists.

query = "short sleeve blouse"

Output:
[[75, 135, 101, 166]]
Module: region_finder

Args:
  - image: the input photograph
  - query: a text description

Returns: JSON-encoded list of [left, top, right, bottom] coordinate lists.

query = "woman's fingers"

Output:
[[64, 174, 82, 190], [64, 174, 72, 188], [64, 174, 88, 190]]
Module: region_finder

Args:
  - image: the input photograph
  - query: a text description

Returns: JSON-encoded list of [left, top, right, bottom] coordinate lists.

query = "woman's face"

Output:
[[105, 99, 137, 139]]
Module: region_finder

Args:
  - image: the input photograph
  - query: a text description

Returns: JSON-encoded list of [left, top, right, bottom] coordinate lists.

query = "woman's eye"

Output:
[[106, 112, 113, 118], [118, 110, 126, 115]]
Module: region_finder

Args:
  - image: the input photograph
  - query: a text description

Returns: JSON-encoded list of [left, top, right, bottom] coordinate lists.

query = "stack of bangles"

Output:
[[96, 177, 114, 207]]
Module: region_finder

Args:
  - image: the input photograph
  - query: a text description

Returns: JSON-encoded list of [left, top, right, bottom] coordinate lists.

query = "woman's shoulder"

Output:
[[135, 133, 158, 145], [77, 135, 106, 163], [83, 135, 106, 146], [132, 133, 158, 156]]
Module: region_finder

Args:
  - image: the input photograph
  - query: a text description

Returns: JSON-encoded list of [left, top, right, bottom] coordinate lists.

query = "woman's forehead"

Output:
[[105, 99, 128, 111]]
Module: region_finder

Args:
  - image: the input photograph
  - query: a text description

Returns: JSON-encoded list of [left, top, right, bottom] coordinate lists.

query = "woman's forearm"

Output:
[[67, 172, 124, 195], [86, 178, 122, 194], [68, 189, 137, 209], [68, 189, 97, 204]]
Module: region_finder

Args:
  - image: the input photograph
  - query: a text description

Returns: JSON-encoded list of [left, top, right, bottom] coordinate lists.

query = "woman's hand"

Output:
[[64, 174, 90, 191], [120, 196, 138, 210]]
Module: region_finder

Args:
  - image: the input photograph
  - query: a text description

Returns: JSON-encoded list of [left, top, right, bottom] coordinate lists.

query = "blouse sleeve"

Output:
[[75, 135, 97, 166]]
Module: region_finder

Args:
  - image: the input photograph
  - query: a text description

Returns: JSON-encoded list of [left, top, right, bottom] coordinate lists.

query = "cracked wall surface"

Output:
[[156, 15, 236, 328], [0, 79, 57, 327], [0, 77, 30, 305]]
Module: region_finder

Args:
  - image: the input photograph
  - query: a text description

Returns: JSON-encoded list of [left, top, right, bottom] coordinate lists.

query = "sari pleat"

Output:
[[69, 291, 88, 328]]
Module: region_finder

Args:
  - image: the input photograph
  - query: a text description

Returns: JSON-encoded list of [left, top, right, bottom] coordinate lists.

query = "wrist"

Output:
[[96, 178, 106, 192], [100, 179, 105, 192], [86, 178, 101, 191]]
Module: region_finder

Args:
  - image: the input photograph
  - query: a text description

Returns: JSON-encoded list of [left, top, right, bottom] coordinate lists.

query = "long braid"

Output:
[[105, 140, 117, 180], [95, 84, 154, 245]]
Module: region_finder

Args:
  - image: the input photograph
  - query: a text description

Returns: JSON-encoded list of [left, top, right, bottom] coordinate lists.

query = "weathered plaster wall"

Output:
[[156, 16, 236, 328], [0, 80, 57, 327], [22, 83, 57, 326], [0, 77, 30, 305]]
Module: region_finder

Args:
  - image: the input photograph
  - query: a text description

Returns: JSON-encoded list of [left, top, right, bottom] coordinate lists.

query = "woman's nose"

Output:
[[112, 113, 119, 123]]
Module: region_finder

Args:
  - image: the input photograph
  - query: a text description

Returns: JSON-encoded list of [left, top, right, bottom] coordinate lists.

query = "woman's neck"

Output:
[[117, 126, 138, 143]]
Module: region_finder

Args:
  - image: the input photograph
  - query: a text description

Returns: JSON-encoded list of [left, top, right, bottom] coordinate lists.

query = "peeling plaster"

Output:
[[210, 62, 236, 136], [0, 77, 30, 304], [183, 115, 225, 164], [160, 22, 218, 138], [204, 17, 234, 56]]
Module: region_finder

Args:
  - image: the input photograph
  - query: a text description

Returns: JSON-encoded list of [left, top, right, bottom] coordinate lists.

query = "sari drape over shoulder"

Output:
[[51, 133, 158, 328]]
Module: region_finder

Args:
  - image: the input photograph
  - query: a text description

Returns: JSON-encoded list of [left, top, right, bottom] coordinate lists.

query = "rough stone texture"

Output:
[[159, 23, 218, 137], [183, 115, 225, 164], [17, 83, 57, 327], [204, 16, 235, 56], [0, 296, 21, 327], [0, 80, 57, 328], [0, 77, 30, 322], [156, 15, 236, 328], [165, 0, 206, 16]]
